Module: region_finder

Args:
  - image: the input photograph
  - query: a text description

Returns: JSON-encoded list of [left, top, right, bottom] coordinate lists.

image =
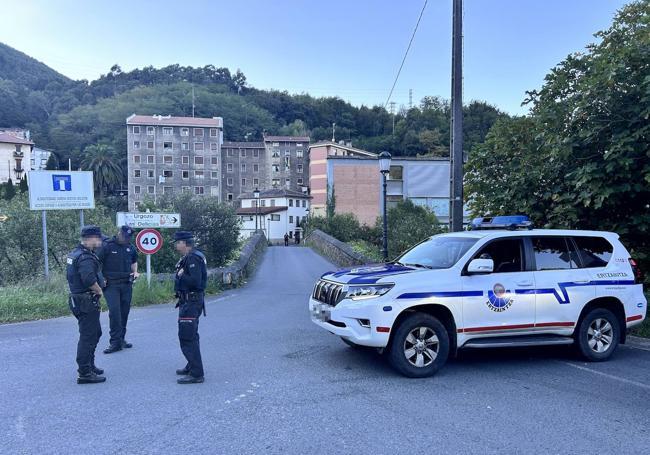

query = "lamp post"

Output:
[[379, 151, 391, 262], [253, 188, 260, 234]]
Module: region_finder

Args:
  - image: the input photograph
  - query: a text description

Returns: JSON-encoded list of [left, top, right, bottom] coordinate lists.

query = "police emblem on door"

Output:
[[486, 283, 513, 312]]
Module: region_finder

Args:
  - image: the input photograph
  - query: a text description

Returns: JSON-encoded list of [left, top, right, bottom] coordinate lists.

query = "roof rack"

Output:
[[470, 215, 534, 231]]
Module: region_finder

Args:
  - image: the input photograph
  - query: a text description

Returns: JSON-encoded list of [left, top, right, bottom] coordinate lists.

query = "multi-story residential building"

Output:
[[31, 147, 53, 171], [126, 114, 223, 211], [262, 135, 309, 193], [0, 131, 33, 183], [308, 141, 453, 225], [236, 189, 311, 241]]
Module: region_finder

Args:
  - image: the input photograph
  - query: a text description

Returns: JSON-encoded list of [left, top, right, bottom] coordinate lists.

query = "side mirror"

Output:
[[467, 258, 494, 274]]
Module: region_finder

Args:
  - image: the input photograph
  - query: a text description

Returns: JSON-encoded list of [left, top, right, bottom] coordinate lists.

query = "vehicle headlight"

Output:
[[345, 284, 394, 301]]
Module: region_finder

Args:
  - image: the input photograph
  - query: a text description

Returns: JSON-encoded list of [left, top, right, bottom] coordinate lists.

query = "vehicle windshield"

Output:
[[395, 236, 478, 270]]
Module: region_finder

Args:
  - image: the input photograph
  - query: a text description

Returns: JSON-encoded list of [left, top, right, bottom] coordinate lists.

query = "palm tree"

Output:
[[81, 144, 123, 197]]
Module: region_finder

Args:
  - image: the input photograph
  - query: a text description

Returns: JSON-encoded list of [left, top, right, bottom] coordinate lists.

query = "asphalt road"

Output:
[[1, 246, 649, 454]]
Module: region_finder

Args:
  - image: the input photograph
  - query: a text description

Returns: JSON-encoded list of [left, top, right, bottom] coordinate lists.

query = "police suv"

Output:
[[309, 216, 647, 377]]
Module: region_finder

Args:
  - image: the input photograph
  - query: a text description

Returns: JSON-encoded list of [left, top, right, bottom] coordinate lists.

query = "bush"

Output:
[[380, 200, 443, 258]]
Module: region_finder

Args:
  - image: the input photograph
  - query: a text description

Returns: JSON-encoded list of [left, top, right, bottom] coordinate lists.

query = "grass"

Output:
[[0, 273, 218, 324], [348, 240, 383, 263]]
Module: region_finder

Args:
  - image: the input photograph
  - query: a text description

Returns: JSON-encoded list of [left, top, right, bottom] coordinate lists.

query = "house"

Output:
[[0, 131, 33, 184], [236, 188, 311, 242]]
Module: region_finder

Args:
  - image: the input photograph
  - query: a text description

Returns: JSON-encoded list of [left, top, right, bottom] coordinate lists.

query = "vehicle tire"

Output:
[[387, 313, 449, 378], [576, 308, 620, 362]]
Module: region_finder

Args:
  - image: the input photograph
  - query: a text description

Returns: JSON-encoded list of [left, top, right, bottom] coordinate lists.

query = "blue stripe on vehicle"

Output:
[[349, 271, 414, 284], [397, 291, 483, 299]]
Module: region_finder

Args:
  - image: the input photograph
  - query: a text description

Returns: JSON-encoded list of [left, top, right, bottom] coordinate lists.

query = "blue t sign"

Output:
[[52, 175, 72, 192]]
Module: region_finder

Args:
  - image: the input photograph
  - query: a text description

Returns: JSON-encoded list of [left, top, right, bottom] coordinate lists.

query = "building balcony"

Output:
[[13, 151, 24, 158], [386, 179, 403, 196]]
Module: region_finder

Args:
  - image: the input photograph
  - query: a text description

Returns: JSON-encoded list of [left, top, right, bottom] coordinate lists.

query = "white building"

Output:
[[30, 147, 53, 171], [236, 189, 311, 242], [0, 132, 33, 184]]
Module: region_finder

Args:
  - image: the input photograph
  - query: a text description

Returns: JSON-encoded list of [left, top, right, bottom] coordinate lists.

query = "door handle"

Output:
[[573, 280, 590, 284], [515, 280, 533, 287]]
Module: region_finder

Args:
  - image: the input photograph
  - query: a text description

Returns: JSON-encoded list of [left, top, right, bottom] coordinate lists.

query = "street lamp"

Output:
[[253, 188, 260, 233], [379, 151, 391, 262]]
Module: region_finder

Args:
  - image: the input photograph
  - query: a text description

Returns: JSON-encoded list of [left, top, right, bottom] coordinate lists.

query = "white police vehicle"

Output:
[[309, 216, 647, 377]]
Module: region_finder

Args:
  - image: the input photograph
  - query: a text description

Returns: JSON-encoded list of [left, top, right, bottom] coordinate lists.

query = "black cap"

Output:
[[81, 225, 102, 238], [173, 231, 194, 242], [119, 225, 134, 239]]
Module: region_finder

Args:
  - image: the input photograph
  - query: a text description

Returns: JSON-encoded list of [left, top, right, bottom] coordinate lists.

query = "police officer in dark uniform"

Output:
[[97, 225, 139, 354], [66, 225, 106, 384], [173, 231, 207, 384]]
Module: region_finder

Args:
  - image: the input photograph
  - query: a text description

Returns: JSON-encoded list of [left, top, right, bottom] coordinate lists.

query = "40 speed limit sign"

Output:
[[136, 228, 163, 255]]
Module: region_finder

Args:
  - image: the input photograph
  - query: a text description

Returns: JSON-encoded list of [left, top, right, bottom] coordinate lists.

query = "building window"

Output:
[[272, 150, 280, 158], [211, 171, 219, 179], [302, 200, 306, 208], [284, 156, 290, 168], [289, 199, 293, 207], [241, 178, 246, 186], [296, 150, 303, 158], [272, 179, 280, 187], [253, 164, 259, 173], [389, 165, 403, 180], [182, 170, 189, 179], [195, 156, 204, 165], [147, 186, 155, 194], [296, 143, 303, 147], [181, 128, 189, 136], [227, 178, 233, 186], [163, 141, 173, 150], [147, 126, 155, 135], [285, 178, 291, 187], [272, 164, 279, 173], [211, 186, 219, 196], [297, 164, 303, 173], [181, 186, 190, 193], [147, 170, 154, 178], [133, 141, 140, 149], [211, 157, 218, 165], [194, 186, 204, 195], [133, 126, 140, 134], [163, 186, 173, 194], [270, 199, 275, 207], [227, 163, 233, 173], [227, 149, 234, 157], [133, 155, 141, 164], [182, 156, 189, 165], [297, 178, 303, 185], [253, 150, 259, 158], [163, 170, 173, 178], [133, 169, 141, 178], [253, 178, 259, 186], [194, 142, 204, 152], [241, 163, 246, 172], [271, 214, 280, 221], [163, 127, 173, 135], [163, 155, 173, 164], [147, 141, 154, 149], [194, 128, 204, 137], [182, 142, 189, 151], [147, 155, 154, 164], [289, 216, 294, 223], [134, 185, 141, 194], [241, 149, 247, 157], [194, 170, 204, 179], [272, 142, 279, 147], [210, 128, 218, 137], [260, 200, 267, 207], [227, 193, 233, 201], [210, 142, 218, 151]]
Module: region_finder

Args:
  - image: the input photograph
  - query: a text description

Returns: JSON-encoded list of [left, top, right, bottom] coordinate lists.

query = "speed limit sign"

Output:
[[136, 228, 163, 255]]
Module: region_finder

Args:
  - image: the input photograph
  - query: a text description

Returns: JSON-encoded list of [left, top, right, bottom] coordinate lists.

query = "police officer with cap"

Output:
[[97, 225, 139, 354], [173, 231, 207, 384], [66, 225, 106, 384]]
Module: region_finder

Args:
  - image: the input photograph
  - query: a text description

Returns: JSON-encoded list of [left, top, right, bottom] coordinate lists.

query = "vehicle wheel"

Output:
[[576, 308, 620, 361], [387, 313, 449, 378]]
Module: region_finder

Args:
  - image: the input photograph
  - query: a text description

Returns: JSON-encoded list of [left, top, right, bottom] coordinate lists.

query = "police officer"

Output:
[[97, 225, 139, 354], [66, 225, 106, 384], [173, 231, 207, 384]]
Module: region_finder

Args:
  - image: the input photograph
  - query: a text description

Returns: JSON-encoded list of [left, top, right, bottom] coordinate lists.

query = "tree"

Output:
[[81, 143, 123, 197], [377, 200, 442, 258], [4, 178, 16, 200], [19, 176, 28, 193], [44, 153, 59, 170]]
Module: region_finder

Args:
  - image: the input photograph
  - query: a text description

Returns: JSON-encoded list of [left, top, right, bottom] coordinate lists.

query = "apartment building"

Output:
[[0, 131, 33, 184], [126, 114, 223, 211]]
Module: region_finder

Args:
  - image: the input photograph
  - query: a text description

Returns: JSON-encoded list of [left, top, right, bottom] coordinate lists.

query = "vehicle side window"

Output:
[[573, 236, 613, 268], [532, 236, 577, 271], [473, 238, 524, 273]]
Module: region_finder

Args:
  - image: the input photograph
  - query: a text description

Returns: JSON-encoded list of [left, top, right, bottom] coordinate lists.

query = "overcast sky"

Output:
[[0, 0, 629, 114]]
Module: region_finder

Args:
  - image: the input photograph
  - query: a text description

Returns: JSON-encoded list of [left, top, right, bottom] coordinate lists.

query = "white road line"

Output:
[[561, 361, 650, 391]]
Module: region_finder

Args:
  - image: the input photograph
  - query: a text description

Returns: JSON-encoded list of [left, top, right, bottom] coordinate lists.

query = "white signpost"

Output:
[[27, 171, 95, 279], [135, 229, 164, 286], [116, 212, 181, 229]]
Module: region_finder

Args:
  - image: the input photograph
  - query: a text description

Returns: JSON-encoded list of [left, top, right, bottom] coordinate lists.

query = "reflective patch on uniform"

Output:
[[66, 258, 73, 265], [189, 264, 195, 268]]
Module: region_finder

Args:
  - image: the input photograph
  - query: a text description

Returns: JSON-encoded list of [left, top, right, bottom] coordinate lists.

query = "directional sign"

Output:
[[136, 229, 163, 255], [117, 212, 181, 229], [0, 215, 8, 222], [27, 171, 95, 210]]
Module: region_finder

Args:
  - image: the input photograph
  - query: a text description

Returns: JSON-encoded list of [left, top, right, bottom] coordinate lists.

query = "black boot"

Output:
[[103, 344, 122, 354], [92, 365, 104, 375], [77, 372, 106, 384], [177, 375, 204, 384], [121, 339, 133, 349], [176, 366, 190, 375]]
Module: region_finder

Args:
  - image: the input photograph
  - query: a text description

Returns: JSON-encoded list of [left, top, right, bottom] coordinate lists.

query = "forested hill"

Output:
[[0, 41, 505, 170]]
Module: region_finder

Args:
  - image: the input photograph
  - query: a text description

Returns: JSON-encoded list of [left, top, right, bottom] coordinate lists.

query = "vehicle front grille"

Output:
[[312, 279, 345, 307]]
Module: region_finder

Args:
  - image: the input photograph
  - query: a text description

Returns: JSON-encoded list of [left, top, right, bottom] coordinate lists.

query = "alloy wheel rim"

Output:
[[587, 318, 613, 353], [404, 326, 439, 367]]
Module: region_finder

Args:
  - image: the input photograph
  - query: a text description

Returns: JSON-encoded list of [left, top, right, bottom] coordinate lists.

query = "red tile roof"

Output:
[[236, 206, 288, 215], [0, 132, 34, 145], [126, 114, 222, 127]]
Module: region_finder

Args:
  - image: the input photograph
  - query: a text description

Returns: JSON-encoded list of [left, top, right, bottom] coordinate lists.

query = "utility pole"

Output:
[[449, 0, 464, 232], [192, 86, 195, 118], [332, 122, 336, 142], [389, 101, 396, 136]]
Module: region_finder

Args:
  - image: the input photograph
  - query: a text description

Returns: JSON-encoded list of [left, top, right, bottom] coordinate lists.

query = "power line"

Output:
[[383, 0, 429, 109]]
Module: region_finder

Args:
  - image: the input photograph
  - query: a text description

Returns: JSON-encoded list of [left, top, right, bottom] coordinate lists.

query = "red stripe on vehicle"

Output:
[[627, 315, 643, 322], [376, 326, 391, 333], [457, 321, 575, 334], [535, 321, 575, 328]]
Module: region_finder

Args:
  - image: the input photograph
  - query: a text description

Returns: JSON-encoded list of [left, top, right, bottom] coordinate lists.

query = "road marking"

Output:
[[0, 336, 44, 345], [561, 362, 650, 391], [15, 415, 25, 439]]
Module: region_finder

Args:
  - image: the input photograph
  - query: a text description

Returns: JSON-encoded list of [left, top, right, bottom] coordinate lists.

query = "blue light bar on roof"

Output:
[[470, 215, 533, 230]]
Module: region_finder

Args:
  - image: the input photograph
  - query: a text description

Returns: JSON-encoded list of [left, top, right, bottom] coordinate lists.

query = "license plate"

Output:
[[311, 301, 331, 321]]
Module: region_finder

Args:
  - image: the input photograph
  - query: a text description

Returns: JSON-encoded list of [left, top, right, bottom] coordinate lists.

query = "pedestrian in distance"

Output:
[[284, 233, 289, 246], [295, 230, 301, 245], [66, 225, 106, 384], [173, 231, 207, 384], [97, 225, 139, 354]]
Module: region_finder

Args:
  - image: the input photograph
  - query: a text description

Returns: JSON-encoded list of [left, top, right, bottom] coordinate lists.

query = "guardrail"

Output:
[[304, 229, 373, 267]]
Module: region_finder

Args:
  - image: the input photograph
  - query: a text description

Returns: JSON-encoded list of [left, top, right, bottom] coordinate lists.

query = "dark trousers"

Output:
[[104, 283, 132, 346], [69, 295, 102, 375], [178, 296, 204, 378]]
